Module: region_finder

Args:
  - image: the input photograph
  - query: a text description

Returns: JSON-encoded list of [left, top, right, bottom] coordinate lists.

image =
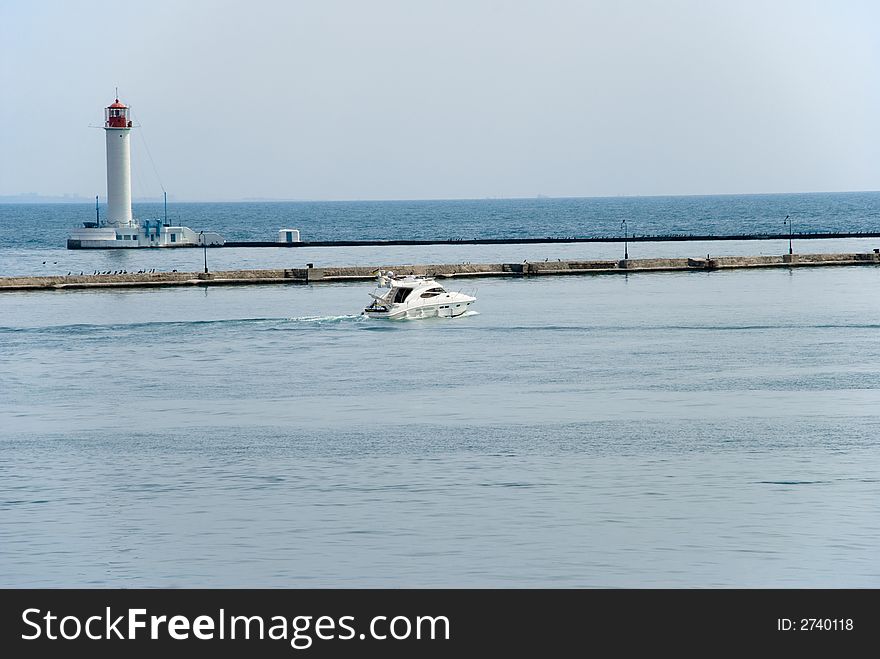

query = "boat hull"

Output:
[[364, 299, 474, 319]]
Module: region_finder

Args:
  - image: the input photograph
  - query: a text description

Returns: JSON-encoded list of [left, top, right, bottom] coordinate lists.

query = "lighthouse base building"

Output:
[[67, 97, 224, 249], [67, 221, 224, 249]]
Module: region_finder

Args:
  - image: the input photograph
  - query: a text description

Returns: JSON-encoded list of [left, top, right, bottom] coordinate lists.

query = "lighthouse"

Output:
[[104, 98, 133, 225], [66, 96, 225, 249]]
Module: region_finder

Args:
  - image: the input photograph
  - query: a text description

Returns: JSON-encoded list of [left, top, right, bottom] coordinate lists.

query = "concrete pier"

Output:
[[1, 252, 878, 291]]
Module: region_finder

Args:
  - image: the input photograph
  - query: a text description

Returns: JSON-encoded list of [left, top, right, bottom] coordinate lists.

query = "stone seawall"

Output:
[[1, 253, 878, 291]]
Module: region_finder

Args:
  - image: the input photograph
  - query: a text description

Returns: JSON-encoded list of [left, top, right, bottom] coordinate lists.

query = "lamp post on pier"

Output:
[[199, 230, 208, 274], [621, 219, 629, 260], [784, 215, 792, 255]]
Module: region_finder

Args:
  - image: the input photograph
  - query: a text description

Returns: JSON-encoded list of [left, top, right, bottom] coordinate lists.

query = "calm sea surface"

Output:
[[2, 192, 880, 278], [1, 195, 879, 586]]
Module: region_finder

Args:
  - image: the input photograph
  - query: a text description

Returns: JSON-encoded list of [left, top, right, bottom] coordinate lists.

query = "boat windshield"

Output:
[[392, 287, 414, 303], [420, 287, 445, 298]]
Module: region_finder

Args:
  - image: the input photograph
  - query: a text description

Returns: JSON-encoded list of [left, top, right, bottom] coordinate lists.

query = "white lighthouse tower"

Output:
[[66, 95, 224, 249], [104, 98, 134, 225]]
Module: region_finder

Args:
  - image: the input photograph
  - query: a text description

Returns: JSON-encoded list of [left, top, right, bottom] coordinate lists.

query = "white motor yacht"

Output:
[[363, 272, 476, 319]]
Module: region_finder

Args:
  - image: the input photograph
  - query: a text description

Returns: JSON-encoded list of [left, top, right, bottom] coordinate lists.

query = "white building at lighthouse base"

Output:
[[68, 219, 224, 249]]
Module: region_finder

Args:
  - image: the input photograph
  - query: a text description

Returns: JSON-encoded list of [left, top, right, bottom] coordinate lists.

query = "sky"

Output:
[[1, 0, 879, 201]]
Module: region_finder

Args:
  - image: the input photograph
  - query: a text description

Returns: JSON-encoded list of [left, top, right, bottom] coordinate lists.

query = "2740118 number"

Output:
[[777, 618, 854, 631], [800, 618, 853, 631], [777, 618, 853, 631]]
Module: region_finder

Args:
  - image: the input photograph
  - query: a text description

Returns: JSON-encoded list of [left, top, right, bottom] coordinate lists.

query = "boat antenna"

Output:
[[164, 191, 168, 226]]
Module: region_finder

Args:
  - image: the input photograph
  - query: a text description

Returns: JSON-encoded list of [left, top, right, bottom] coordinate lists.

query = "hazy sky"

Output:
[[1, 0, 878, 201]]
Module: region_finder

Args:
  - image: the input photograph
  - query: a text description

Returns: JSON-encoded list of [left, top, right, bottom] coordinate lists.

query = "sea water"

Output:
[[2, 253, 879, 586], [2, 194, 880, 587], [2, 192, 880, 279]]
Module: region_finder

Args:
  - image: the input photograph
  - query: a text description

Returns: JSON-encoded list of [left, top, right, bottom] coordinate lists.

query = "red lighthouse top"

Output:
[[105, 99, 131, 128]]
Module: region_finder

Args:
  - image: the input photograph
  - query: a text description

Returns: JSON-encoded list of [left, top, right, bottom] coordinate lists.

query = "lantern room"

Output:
[[105, 99, 131, 128]]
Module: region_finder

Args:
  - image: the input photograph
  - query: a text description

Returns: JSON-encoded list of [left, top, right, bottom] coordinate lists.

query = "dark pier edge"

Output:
[[223, 231, 880, 248]]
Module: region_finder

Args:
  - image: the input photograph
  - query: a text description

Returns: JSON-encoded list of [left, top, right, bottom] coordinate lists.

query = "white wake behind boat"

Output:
[[363, 272, 476, 319]]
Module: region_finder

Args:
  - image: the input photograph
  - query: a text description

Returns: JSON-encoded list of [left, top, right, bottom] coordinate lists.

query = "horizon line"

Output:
[[1, 188, 879, 205]]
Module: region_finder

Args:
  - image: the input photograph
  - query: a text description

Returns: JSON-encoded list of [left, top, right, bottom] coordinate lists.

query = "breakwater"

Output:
[[2, 252, 878, 291], [223, 231, 880, 248]]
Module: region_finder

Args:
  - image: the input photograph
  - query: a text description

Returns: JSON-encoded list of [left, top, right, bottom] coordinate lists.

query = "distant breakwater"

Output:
[[221, 231, 880, 248], [2, 252, 878, 291]]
